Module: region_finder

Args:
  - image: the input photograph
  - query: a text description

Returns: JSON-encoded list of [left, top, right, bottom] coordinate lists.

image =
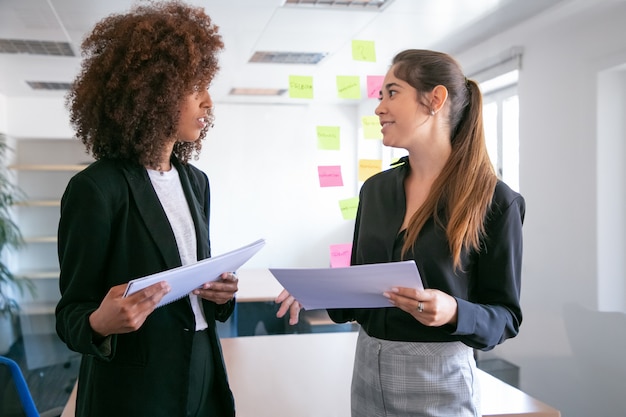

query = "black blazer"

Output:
[[55, 157, 235, 417]]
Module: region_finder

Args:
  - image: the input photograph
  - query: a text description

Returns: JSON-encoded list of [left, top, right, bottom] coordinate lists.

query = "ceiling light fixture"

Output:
[[249, 51, 327, 65], [283, 0, 394, 10], [229, 88, 287, 96]]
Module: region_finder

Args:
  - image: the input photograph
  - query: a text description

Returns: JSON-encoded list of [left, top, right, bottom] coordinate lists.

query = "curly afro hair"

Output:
[[66, 0, 224, 167]]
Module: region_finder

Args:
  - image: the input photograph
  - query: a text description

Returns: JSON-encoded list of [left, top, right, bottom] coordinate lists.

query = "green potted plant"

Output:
[[0, 135, 32, 354]]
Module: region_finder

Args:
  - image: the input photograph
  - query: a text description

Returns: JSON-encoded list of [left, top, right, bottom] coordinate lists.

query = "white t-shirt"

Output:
[[147, 166, 208, 331]]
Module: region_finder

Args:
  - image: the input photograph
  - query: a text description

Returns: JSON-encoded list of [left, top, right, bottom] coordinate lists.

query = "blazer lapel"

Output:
[[120, 162, 182, 270], [173, 159, 210, 260]]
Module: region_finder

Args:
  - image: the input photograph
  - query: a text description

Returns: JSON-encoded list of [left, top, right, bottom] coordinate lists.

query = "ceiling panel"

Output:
[[0, 0, 567, 104]]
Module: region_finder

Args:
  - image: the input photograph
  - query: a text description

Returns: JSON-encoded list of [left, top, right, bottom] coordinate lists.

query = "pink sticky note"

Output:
[[318, 165, 344, 187], [367, 75, 384, 99], [330, 243, 352, 268]]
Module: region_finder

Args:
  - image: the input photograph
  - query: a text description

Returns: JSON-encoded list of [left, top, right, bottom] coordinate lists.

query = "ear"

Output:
[[430, 85, 449, 114]]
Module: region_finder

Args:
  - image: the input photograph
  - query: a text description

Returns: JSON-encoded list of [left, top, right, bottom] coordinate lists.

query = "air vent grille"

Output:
[[27, 81, 72, 91], [0, 39, 74, 57]]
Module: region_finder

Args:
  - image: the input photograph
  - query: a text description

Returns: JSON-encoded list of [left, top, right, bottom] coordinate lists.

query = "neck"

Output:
[[148, 157, 172, 175]]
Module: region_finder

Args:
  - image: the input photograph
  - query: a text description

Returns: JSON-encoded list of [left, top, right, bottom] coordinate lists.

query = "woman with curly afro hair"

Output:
[[55, 2, 237, 416]]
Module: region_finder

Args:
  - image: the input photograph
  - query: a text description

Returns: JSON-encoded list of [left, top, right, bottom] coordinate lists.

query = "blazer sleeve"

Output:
[[452, 193, 525, 350], [55, 172, 119, 360]]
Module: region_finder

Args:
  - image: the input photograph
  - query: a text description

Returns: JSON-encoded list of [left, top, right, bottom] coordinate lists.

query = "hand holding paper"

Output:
[[124, 238, 265, 308], [269, 260, 424, 310]]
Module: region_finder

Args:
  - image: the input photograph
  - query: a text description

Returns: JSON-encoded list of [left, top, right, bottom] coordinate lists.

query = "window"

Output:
[[482, 71, 520, 192]]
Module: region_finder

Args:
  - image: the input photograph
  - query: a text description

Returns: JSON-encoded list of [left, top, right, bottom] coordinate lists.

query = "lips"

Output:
[[197, 117, 209, 128], [380, 120, 393, 133]]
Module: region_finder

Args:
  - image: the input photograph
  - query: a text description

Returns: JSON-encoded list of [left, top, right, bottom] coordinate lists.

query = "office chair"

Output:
[[0, 355, 65, 417]]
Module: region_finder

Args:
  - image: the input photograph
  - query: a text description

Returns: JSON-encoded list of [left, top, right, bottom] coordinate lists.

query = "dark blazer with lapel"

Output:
[[55, 157, 235, 417]]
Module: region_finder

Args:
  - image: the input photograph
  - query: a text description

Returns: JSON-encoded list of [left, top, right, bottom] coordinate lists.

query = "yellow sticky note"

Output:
[[317, 126, 340, 150], [339, 197, 359, 220], [358, 159, 382, 182], [289, 75, 313, 99], [336, 76, 361, 99], [362, 115, 382, 139], [352, 40, 376, 62]]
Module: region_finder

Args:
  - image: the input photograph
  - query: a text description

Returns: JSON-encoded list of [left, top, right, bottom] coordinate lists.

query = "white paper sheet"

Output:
[[269, 260, 424, 310], [124, 238, 266, 308]]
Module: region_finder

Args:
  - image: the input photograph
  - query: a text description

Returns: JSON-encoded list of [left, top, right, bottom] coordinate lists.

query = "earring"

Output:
[[430, 109, 435, 116]]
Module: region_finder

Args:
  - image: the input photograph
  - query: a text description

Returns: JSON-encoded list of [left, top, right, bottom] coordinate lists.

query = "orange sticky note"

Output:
[[358, 159, 382, 182]]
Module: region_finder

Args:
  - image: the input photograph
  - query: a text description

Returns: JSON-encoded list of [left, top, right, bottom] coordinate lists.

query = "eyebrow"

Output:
[[379, 82, 402, 98], [384, 82, 402, 90]]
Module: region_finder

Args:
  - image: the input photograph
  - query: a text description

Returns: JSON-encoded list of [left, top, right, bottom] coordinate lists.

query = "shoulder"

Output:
[[361, 157, 407, 193], [183, 162, 208, 182], [489, 180, 526, 223], [178, 161, 209, 192], [65, 159, 143, 200]]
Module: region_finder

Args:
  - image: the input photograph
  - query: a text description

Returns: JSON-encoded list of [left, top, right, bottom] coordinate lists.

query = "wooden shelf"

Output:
[[16, 270, 59, 280], [9, 164, 87, 172], [20, 301, 56, 316], [13, 200, 60, 207], [24, 236, 57, 243]]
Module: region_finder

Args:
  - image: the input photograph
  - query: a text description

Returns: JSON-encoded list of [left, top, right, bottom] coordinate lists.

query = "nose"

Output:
[[200, 89, 213, 109], [375, 100, 385, 116]]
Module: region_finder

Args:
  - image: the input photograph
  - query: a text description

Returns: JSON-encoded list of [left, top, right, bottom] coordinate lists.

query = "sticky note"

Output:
[[330, 243, 352, 268], [367, 75, 384, 99], [289, 75, 313, 99], [339, 197, 359, 220], [358, 159, 382, 182], [362, 115, 382, 139], [336, 76, 361, 99], [352, 40, 376, 62], [318, 165, 344, 187], [317, 126, 340, 150]]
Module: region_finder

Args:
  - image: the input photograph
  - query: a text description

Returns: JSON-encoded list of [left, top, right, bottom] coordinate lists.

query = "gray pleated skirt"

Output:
[[351, 328, 480, 417]]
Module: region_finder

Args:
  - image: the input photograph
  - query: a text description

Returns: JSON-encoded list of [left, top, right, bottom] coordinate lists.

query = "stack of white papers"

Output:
[[124, 238, 266, 308], [269, 260, 424, 310]]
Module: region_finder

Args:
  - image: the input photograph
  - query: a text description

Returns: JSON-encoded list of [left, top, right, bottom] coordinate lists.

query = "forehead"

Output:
[[382, 68, 411, 90]]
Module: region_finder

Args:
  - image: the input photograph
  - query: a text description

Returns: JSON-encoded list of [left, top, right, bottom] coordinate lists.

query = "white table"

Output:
[[235, 268, 284, 302], [221, 331, 561, 417]]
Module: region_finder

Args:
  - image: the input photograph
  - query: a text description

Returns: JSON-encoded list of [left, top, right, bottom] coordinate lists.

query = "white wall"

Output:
[[456, 2, 626, 416], [0, 92, 7, 134], [7, 96, 73, 139], [193, 102, 358, 268], [5, 98, 360, 268]]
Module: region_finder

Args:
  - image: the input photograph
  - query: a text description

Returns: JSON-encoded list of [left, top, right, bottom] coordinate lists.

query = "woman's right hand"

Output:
[[275, 289, 302, 325], [88, 281, 171, 337]]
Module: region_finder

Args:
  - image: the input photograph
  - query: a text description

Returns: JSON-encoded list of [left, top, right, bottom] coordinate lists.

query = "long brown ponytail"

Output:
[[394, 50, 497, 271]]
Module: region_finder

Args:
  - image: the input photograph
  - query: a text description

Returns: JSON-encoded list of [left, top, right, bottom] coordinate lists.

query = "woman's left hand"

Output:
[[192, 272, 238, 305], [383, 287, 458, 327]]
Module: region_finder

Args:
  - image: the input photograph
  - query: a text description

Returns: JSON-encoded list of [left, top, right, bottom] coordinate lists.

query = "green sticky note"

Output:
[[336, 76, 361, 99], [317, 126, 341, 150], [362, 115, 382, 139], [339, 196, 359, 220], [352, 40, 376, 62], [289, 75, 314, 99]]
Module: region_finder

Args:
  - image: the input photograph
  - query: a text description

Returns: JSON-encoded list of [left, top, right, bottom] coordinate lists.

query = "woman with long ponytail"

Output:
[[278, 49, 525, 417]]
